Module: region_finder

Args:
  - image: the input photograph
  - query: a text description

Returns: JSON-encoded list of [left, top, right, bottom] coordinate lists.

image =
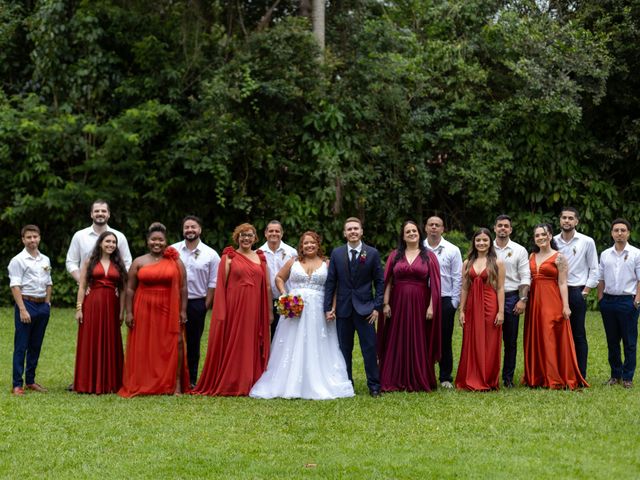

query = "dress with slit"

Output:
[[455, 267, 502, 391], [74, 262, 124, 394]]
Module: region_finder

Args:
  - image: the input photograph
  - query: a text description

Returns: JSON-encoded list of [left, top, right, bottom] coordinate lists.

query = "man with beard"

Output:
[[554, 207, 599, 380], [172, 215, 220, 387], [493, 215, 530, 387], [259, 220, 297, 340], [66, 200, 132, 281]]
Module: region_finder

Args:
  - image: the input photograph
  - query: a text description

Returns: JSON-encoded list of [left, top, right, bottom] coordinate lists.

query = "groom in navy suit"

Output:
[[324, 217, 384, 396]]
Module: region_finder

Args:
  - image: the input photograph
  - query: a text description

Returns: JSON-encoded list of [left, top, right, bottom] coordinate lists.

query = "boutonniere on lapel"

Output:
[[43, 265, 51, 272], [359, 249, 367, 264], [194, 250, 200, 260], [507, 252, 512, 258], [281, 251, 286, 261], [572, 246, 577, 256], [624, 253, 629, 262]]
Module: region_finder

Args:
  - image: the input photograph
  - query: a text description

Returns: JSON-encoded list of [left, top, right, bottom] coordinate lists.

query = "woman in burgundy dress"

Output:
[[74, 231, 127, 394], [379, 221, 442, 392], [455, 228, 505, 391], [193, 223, 273, 396]]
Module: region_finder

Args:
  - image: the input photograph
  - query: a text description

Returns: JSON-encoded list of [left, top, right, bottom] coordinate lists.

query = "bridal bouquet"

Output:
[[276, 294, 305, 319]]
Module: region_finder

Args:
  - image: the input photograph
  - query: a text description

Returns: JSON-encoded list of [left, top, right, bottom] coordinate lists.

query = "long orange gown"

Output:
[[74, 262, 124, 394], [455, 267, 502, 391], [118, 250, 189, 397], [523, 253, 588, 389], [192, 247, 271, 396]]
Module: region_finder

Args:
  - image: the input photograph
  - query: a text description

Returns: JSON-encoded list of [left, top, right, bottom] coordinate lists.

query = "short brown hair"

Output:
[[232, 223, 258, 245], [344, 217, 362, 228], [21, 224, 40, 237]]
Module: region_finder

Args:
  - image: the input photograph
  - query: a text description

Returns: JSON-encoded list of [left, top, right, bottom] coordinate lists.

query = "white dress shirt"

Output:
[[424, 237, 463, 308], [66, 225, 132, 273], [172, 240, 220, 299], [8, 249, 53, 297], [494, 239, 531, 293], [599, 243, 640, 296], [259, 240, 297, 297], [554, 231, 599, 288]]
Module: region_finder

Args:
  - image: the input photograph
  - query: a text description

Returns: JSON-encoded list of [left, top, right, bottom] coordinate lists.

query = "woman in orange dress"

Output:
[[523, 224, 588, 389], [74, 231, 127, 394], [118, 222, 189, 397], [193, 223, 272, 396], [455, 228, 505, 391]]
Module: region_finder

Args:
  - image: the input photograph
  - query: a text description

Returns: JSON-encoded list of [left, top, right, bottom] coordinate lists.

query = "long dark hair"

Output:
[[531, 223, 559, 253], [85, 231, 127, 289], [393, 220, 429, 267], [463, 228, 499, 289]]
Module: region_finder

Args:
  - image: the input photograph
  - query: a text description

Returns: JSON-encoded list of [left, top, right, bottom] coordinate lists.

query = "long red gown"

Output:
[[118, 249, 190, 397], [455, 267, 502, 391], [192, 247, 271, 396], [522, 253, 588, 389], [74, 262, 124, 394], [378, 250, 442, 392]]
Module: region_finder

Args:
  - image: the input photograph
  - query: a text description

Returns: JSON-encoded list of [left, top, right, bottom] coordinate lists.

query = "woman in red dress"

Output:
[[118, 222, 189, 397], [523, 224, 588, 389], [193, 223, 272, 396], [455, 228, 505, 391], [74, 231, 127, 394], [379, 220, 442, 392]]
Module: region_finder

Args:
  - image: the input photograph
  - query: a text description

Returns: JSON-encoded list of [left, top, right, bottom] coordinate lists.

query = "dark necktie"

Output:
[[350, 249, 358, 274]]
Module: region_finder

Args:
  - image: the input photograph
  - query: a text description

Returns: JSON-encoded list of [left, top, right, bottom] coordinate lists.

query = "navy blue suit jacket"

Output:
[[324, 243, 384, 318]]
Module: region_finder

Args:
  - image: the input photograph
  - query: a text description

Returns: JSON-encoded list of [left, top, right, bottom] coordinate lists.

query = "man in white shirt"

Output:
[[259, 220, 297, 339], [8, 225, 53, 396], [597, 218, 640, 389], [66, 200, 132, 281], [554, 207, 599, 379], [424, 216, 463, 389], [172, 215, 220, 387], [493, 215, 531, 387]]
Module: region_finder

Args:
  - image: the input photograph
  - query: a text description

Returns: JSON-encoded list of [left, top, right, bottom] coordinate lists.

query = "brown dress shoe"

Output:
[[623, 380, 633, 389], [25, 383, 48, 393], [603, 378, 621, 386], [12, 386, 24, 396]]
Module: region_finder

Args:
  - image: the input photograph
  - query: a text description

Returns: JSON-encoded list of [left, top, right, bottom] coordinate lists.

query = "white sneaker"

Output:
[[440, 381, 454, 389]]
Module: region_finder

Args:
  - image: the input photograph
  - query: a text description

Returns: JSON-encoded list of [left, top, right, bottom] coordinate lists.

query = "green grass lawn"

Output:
[[1, 308, 638, 479]]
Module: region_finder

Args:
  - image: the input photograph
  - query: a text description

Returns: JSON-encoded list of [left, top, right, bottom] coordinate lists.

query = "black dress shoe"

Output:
[[504, 380, 515, 388], [369, 389, 381, 397]]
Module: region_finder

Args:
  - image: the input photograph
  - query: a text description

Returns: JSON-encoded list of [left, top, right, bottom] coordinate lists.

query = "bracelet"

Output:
[[76, 302, 83, 311]]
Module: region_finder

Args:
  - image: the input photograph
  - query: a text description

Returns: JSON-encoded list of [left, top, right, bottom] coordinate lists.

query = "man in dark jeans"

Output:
[[493, 215, 531, 387], [424, 216, 462, 389]]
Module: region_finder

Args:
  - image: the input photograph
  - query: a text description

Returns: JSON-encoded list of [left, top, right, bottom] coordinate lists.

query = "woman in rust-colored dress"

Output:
[[455, 228, 505, 391], [118, 222, 189, 397], [193, 223, 272, 396], [74, 231, 127, 394], [523, 224, 587, 389]]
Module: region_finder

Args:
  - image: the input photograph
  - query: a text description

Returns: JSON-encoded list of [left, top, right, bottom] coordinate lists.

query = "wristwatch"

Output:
[[519, 297, 528, 303]]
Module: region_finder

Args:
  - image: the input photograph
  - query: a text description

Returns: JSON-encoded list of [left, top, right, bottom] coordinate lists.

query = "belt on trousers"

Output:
[[603, 293, 633, 299], [505, 290, 519, 297], [22, 295, 47, 303], [568, 285, 585, 290]]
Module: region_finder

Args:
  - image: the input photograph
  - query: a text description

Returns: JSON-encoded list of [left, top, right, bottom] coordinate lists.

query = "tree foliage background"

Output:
[[1, 0, 639, 305]]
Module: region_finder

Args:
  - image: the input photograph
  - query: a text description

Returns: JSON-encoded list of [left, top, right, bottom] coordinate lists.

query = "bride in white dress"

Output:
[[250, 231, 354, 400]]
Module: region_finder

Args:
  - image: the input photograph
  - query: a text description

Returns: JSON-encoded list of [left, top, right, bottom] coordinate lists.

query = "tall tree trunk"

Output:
[[311, 0, 325, 51]]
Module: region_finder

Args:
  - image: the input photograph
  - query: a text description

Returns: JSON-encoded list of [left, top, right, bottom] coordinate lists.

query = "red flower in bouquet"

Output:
[[276, 293, 305, 319]]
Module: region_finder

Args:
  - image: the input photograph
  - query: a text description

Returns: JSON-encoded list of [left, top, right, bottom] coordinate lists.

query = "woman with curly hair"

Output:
[[118, 222, 189, 397], [250, 231, 354, 399], [74, 231, 128, 394], [193, 223, 273, 396]]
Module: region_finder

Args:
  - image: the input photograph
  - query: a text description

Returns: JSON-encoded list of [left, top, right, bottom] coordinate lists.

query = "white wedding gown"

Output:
[[250, 261, 355, 400]]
